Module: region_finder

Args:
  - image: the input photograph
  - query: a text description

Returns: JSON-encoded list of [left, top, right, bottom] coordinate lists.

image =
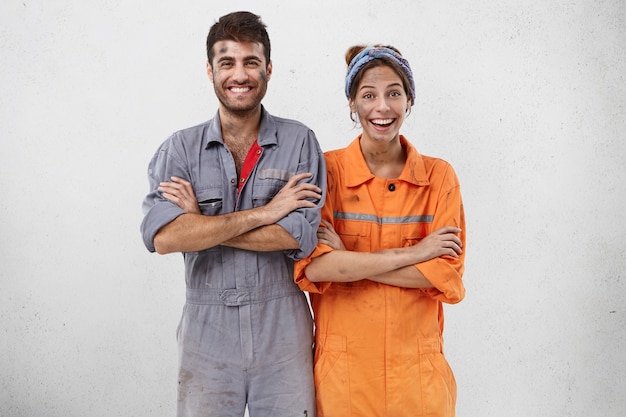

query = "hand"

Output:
[[260, 172, 322, 224], [158, 176, 201, 214], [410, 226, 463, 261], [317, 220, 346, 250]]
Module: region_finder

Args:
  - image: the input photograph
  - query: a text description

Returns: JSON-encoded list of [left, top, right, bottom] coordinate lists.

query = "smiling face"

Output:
[[207, 40, 272, 116], [350, 64, 411, 146]]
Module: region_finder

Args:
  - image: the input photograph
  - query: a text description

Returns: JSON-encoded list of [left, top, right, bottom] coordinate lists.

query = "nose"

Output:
[[232, 63, 249, 83], [375, 96, 391, 112]]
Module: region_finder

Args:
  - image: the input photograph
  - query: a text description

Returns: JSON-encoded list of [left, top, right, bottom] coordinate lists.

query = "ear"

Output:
[[349, 99, 356, 113], [266, 60, 273, 82], [206, 61, 214, 83]]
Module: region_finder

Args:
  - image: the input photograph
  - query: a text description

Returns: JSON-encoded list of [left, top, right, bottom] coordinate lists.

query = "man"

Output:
[[140, 11, 324, 417]]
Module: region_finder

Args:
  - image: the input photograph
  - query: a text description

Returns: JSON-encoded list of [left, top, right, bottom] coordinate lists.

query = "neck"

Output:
[[360, 135, 406, 179], [219, 105, 262, 144]]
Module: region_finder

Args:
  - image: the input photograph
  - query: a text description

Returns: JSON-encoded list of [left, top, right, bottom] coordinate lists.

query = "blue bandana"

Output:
[[344, 46, 415, 106]]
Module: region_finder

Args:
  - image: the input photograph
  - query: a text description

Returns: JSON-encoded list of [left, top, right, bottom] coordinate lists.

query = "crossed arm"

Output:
[[154, 173, 321, 254], [308, 220, 463, 289], [159, 176, 462, 290]]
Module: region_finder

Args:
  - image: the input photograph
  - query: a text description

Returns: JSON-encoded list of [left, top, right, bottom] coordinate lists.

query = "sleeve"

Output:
[[139, 135, 187, 252], [293, 153, 335, 294], [276, 129, 327, 261], [415, 162, 466, 304]]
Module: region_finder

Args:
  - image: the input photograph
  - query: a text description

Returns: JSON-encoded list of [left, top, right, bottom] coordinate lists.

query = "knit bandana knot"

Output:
[[344, 46, 415, 106]]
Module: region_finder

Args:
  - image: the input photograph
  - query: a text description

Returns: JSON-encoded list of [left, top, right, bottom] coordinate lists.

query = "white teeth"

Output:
[[372, 119, 393, 125], [231, 87, 250, 93]]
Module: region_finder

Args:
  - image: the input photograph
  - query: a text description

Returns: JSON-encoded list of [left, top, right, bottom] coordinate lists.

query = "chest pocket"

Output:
[[335, 220, 372, 252], [401, 221, 431, 247], [250, 169, 290, 207], [196, 186, 223, 216]]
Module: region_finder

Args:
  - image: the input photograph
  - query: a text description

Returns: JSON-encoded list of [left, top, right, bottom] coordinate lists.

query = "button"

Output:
[[239, 178, 245, 183], [388, 183, 396, 192], [230, 178, 236, 184]]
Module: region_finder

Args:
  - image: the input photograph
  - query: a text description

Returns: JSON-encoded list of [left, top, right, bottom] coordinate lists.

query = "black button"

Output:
[[388, 183, 396, 192]]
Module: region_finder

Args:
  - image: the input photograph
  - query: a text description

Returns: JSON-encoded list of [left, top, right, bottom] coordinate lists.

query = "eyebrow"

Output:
[[216, 55, 263, 63], [358, 81, 404, 91]]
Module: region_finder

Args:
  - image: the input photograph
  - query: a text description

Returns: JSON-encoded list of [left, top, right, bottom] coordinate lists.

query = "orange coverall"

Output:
[[294, 135, 466, 417]]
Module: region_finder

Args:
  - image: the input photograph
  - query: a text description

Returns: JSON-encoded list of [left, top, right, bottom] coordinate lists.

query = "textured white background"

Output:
[[1, 0, 625, 416]]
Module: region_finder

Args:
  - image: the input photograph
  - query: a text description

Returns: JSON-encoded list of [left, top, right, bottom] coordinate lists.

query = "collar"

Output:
[[204, 106, 278, 149], [343, 135, 430, 187]]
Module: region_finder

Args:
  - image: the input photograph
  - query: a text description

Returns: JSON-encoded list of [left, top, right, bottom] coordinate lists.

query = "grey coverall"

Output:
[[141, 107, 325, 417]]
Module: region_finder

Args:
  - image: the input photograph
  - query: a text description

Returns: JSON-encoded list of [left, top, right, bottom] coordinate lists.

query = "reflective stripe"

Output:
[[333, 211, 433, 224]]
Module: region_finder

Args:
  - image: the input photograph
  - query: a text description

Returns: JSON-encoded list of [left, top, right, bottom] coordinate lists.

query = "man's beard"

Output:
[[214, 77, 268, 116]]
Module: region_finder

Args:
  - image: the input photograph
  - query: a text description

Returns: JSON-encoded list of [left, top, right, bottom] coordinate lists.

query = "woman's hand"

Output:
[[316, 219, 346, 250], [411, 226, 463, 261]]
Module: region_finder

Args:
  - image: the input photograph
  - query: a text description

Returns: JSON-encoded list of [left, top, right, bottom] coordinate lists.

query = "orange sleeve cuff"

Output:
[[294, 244, 334, 294], [415, 256, 465, 304]]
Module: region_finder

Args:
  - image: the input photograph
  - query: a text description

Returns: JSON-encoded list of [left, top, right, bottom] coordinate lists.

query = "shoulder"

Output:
[[419, 154, 460, 188], [324, 146, 347, 159], [424, 154, 457, 173], [419, 153, 452, 170], [156, 117, 216, 154], [265, 110, 316, 138], [264, 113, 322, 153], [324, 136, 362, 168], [173, 118, 215, 142], [404, 138, 454, 172], [402, 138, 461, 187], [323, 147, 348, 169], [270, 114, 311, 131]]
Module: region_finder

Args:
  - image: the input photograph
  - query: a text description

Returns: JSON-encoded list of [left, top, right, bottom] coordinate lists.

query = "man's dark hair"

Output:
[[206, 11, 271, 66]]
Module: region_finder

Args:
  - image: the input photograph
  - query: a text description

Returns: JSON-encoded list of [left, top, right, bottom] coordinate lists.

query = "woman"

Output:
[[293, 45, 466, 416]]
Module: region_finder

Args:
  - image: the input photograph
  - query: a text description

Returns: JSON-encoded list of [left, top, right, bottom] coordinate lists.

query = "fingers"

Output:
[[285, 172, 313, 187], [320, 219, 336, 232], [316, 225, 330, 239], [316, 221, 345, 250], [159, 176, 191, 189], [169, 176, 191, 185], [444, 242, 463, 258], [159, 177, 195, 196], [284, 172, 322, 195], [434, 225, 462, 236], [158, 176, 200, 214], [441, 234, 463, 257], [271, 173, 322, 211], [261, 173, 320, 224], [434, 226, 463, 249], [316, 227, 330, 245], [409, 225, 463, 261]]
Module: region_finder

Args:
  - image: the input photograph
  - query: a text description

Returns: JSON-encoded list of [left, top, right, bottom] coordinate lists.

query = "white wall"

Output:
[[1, 0, 625, 416]]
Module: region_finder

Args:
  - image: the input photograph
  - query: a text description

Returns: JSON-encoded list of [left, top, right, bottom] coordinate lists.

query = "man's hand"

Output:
[[317, 220, 346, 250], [159, 172, 320, 225], [258, 172, 322, 225], [159, 176, 200, 214]]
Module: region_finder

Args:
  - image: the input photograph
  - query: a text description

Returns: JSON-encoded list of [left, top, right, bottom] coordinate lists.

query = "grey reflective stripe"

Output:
[[333, 211, 433, 224]]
